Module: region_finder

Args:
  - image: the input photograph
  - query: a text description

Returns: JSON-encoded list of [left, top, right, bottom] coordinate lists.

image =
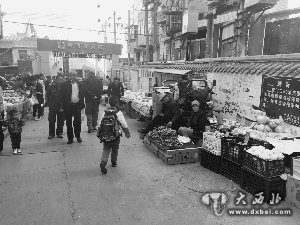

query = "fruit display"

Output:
[[2, 90, 27, 105], [246, 146, 285, 161], [202, 131, 225, 155], [147, 126, 183, 150]]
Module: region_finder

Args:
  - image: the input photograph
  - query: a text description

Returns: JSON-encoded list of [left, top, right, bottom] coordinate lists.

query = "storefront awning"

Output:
[[152, 69, 192, 75]]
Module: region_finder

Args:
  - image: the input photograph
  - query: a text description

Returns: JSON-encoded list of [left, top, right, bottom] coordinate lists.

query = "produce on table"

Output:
[[2, 90, 27, 105], [147, 126, 183, 150], [246, 146, 284, 161]]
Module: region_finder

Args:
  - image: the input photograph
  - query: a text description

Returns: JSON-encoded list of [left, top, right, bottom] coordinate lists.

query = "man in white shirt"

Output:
[[60, 70, 85, 144]]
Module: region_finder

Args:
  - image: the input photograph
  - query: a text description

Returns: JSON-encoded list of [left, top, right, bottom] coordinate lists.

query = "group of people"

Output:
[[0, 71, 130, 175], [139, 74, 213, 144]]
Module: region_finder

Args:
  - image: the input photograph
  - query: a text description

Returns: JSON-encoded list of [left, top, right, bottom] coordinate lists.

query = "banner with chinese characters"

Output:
[[37, 39, 122, 55], [260, 75, 300, 127], [53, 52, 112, 59], [139, 69, 153, 78]]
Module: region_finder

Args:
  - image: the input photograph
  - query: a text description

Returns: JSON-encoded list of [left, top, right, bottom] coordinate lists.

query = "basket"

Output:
[[220, 158, 242, 185], [242, 151, 285, 178], [221, 137, 245, 165], [200, 147, 221, 174], [241, 168, 286, 204]]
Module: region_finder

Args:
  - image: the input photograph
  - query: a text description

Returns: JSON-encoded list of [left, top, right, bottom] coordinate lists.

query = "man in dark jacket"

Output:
[[84, 72, 103, 133], [107, 77, 124, 101], [139, 92, 181, 134], [47, 74, 65, 139], [60, 71, 85, 144]]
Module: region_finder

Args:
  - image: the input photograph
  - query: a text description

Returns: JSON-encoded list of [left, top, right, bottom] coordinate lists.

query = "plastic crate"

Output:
[[242, 151, 285, 178], [158, 147, 198, 165], [200, 147, 221, 174], [221, 137, 245, 165], [220, 158, 242, 185], [241, 168, 286, 204]]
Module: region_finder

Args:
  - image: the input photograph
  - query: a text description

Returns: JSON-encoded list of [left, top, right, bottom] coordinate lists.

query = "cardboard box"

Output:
[[285, 175, 300, 209]]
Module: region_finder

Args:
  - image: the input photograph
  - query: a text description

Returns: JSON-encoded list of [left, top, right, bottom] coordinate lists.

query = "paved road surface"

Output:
[[0, 105, 299, 225]]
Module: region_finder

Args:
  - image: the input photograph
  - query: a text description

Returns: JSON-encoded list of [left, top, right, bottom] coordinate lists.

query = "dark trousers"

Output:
[[0, 129, 4, 151], [48, 109, 64, 136], [146, 115, 180, 132], [65, 104, 82, 141], [33, 104, 42, 118], [10, 133, 21, 149], [85, 101, 99, 130], [101, 137, 120, 163]]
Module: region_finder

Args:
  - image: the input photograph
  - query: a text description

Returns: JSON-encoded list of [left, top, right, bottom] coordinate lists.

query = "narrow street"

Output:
[[0, 104, 299, 225]]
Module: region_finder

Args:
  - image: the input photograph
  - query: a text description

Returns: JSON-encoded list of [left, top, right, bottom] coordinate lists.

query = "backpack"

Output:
[[97, 109, 120, 142]]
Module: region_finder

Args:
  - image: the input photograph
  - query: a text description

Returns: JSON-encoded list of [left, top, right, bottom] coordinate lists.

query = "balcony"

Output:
[[166, 14, 182, 36]]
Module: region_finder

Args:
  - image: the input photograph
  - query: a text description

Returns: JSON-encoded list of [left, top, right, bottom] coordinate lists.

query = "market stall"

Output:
[[2, 90, 32, 120]]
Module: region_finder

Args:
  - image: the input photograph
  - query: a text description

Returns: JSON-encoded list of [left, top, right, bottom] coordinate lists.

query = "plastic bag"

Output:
[[29, 96, 39, 105]]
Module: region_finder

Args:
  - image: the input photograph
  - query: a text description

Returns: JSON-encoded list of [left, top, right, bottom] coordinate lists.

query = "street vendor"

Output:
[[138, 92, 181, 134], [178, 100, 209, 142]]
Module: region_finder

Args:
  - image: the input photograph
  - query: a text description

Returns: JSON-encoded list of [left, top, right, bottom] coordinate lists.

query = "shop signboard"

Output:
[[53, 51, 112, 59], [37, 39, 122, 56], [139, 69, 153, 78], [260, 75, 300, 127]]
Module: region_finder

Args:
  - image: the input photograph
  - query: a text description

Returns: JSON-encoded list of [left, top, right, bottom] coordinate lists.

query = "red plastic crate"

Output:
[[241, 168, 286, 204], [220, 158, 242, 185], [221, 137, 245, 165], [242, 151, 285, 178], [200, 147, 221, 174]]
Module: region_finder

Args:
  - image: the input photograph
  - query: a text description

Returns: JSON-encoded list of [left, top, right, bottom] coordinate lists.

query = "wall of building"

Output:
[[0, 49, 13, 66]]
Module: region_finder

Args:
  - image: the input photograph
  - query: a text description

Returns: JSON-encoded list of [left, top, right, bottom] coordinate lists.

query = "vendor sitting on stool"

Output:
[[138, 92, 180, 134], [178, 100, 208, 143]]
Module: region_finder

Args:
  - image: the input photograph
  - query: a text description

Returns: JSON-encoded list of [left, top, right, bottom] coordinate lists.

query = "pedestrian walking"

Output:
[[38, 74, 46, 116], [5, 109, 25, 154], [47, 74, 65, 139], [107, 77, 124, 103], [29, 75, 44, 121], [84, 72, 103, 133], [59, 70, 85, 144], [0, 111, 4, 153], [97, 96, 131, 175]]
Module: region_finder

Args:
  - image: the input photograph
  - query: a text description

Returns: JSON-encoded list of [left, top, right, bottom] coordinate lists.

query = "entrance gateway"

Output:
[[37, 38, 122, 76]]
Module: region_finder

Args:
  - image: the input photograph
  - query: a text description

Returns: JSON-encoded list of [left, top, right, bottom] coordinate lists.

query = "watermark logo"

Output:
[[201, 193, 228, 216], [202, 191, 293, 216]]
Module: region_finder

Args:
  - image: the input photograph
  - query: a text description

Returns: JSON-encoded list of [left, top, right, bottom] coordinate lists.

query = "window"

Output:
[[18, 49, 28, 60]]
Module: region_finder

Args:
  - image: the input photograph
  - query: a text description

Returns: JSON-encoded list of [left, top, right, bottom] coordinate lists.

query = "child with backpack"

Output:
[[5, 109, 25, 154], [97, 96, 131, 174]]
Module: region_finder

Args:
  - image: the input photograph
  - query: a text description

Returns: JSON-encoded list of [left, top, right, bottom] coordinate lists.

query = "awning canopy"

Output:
[[152, 69, 192, 75]]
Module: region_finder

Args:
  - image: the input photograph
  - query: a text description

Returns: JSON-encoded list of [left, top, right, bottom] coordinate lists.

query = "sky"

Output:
[[1, 0, 300, 57], [1, 0, 141, 56]]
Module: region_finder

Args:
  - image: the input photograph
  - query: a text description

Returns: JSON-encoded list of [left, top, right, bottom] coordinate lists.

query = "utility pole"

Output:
[[145, 2, 149, 63], [153, 0, 158, 62], [127, 10, 131, 89], [113, 11, 117, 44], [0, 4, 3, 39]]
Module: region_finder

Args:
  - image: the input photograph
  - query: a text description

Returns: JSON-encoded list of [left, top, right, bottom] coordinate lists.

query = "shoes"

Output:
[[88, 129, 92, 133], [111, 161, 117, 167], [92, 128, 97, 132], [57, 134, 63, 138], [34, 117, 40, 121], [77, 137, 82, 143], [67, 140, 74, 144], [48, 136, 54, 139], [17, 149, 21, 154], [100, 162, 107, 174], [13, 149, 17, 154]]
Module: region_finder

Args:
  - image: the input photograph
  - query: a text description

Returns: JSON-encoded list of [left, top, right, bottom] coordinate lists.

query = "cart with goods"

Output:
[[144, 126, 198, 165]]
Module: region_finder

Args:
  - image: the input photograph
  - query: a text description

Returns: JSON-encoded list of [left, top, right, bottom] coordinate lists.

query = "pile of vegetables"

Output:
[[246, 146, 284, 161], [252, 115, 296, 135], [3, 90, 27, 104], [147, 126, 183, 150]]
